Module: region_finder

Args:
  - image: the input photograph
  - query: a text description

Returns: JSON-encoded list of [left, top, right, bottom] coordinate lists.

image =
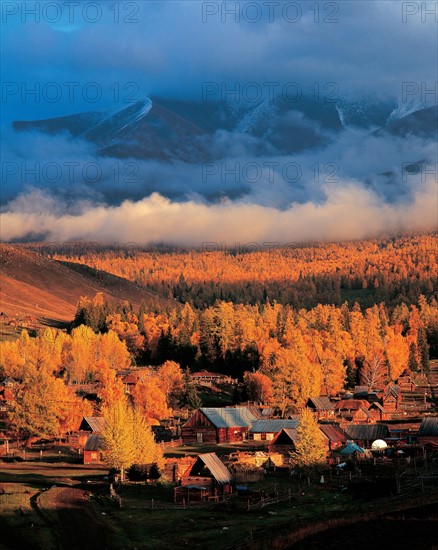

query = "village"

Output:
[[1, 361, 438, 546]]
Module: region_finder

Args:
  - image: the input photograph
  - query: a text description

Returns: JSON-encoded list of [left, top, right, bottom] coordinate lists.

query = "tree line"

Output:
[[43, 233, 437, 309]]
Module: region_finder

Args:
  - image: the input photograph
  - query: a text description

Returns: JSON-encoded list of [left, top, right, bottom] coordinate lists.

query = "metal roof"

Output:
[[249, 419, 299, 433], [200, 407, 257, 428], [190, 453, 232, 484], [307, 397, 335, 411], [81, 416, 107, 434], [418, 417, 438, 437], [339, 443, 365, 455], [354, 386, 369, 394], [84, 434, 105, 451], [344, 424, 390, 441], [319, 424, 347, 443]]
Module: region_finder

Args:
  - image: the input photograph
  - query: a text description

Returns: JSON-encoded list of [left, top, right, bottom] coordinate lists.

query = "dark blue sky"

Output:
[[2, 1, 436, 121]]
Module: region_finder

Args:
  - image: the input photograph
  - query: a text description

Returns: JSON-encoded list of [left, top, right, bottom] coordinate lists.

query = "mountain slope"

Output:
[[0, 245, 173, 324], [375, 104, 438, 138]]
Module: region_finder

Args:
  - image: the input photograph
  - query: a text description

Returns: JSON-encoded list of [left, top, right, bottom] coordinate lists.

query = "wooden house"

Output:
[[248, 419, 299, 441], [269, 424, 347, 457], [79, 416, 107, 434], [181, 407, 257, 444], [174, 453, 232, 503], [397, 368, 415, 392], [268, 428, 299, 454], [367, 402, 389, 422], [67, 431, 90, 448], [121, 372, 140, 393], [418, 417, 438, 446], [306, 397, 335, 420], [69, 416, 107, 449], [343, 424, 390, 449], [335, 399, 375, 423], [190, 370, 233, 386], [319, 424, 348, 452], [382, 384, 402, 412], [83, 434, 105, 465]]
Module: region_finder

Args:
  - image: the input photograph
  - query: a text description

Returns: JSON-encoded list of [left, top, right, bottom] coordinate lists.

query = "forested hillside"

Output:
[[36, 233, 437, 309]]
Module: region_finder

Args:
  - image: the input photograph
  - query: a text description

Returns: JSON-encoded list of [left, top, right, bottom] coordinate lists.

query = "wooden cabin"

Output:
[[397, 368, 415, 392], [67, 431, 90, 448], [382, 384, 402, 412], [343, 424, 390, 449], [79, 416, 107, 434], [83, 434, 105, 465], [181, 407, 257, 444], [70, 416, 107, 450], [190, 370, 233, 386], [319, 424, 348, 452], [174, 453, 232, 503], [335, 400, 374, 423], [268, 428, 299, 454], [248, 419, 299, 441], [418, 417, 438, 446], [367, 402, 389, 422], [306, 397, 335, 420]]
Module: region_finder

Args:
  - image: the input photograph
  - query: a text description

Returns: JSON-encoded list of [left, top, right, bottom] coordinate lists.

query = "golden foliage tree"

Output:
[[292, 408, 326, 471], [131, 373, 171, 422], [157, 361, 183, 406], [243, 371, 273, 404], [101, 399, 163, 481]]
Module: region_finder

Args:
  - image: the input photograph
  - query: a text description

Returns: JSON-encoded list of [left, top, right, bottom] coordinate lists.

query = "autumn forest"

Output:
[[1, 234, 437, 438]]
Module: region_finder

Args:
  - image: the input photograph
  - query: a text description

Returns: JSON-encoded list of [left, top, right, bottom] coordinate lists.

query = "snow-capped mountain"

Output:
[[12, 95, 437, 162], [335, 96, 397, 128], [387, 100, 435, 124]]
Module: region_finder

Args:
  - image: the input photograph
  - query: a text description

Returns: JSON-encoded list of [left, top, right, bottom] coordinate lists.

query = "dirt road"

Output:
[[39, 486, 115, 550]]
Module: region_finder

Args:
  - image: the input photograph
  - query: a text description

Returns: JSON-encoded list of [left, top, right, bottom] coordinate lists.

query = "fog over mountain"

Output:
[[1, 1, 437, 244]]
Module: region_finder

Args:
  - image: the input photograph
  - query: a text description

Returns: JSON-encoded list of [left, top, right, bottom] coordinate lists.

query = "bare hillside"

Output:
[[0, 245, 172, 325]]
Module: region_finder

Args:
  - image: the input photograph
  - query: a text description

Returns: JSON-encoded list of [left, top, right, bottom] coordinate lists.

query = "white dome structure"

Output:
[[371, 439, 388, 450]]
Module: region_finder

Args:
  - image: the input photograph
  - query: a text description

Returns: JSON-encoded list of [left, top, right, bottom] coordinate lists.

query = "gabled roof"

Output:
[[184, 453, 232, 484], [307, 397, 335, 411], [269, 428, 299, 446], [319, 424, 347, 443], [80, 416, 107, 434], [122, 373, 139, 385], [249, 419, 299, 433], [368, 402, 386, 412], [344, 424, 390, 441], [199, 407, 257, 428], [84, 434, 105, 452], [418, 417, 438, 437], [384, 384, 401, 399]]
